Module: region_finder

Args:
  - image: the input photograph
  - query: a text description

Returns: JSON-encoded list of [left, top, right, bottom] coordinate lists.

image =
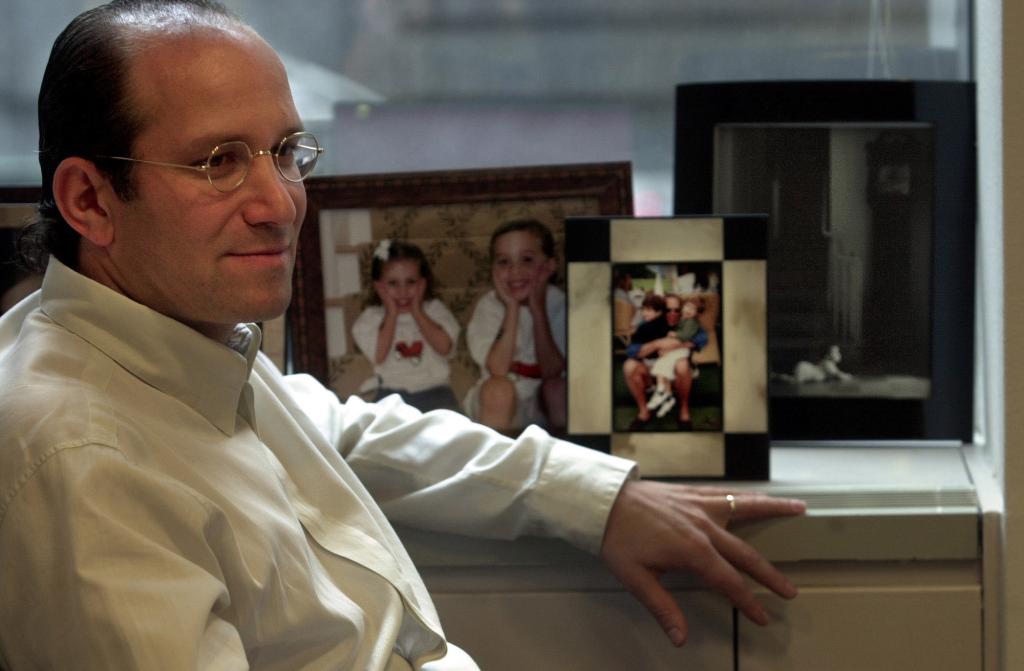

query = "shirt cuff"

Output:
[[530, 429, 639, 555]]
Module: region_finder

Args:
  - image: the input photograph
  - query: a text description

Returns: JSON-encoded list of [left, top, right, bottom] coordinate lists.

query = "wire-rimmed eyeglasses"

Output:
[[97, 131, 324, 193]]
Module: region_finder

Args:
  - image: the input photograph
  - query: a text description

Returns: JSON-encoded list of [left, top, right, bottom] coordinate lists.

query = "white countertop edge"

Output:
[[399, 445, 983, 568]]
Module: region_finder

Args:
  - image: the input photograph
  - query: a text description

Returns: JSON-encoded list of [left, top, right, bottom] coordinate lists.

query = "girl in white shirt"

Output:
[[352, 240, 462, 413], [465, 220, 566, 433]]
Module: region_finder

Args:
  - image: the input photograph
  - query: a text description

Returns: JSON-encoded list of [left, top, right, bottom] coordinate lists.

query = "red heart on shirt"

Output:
[[396, 341, 424, 358]]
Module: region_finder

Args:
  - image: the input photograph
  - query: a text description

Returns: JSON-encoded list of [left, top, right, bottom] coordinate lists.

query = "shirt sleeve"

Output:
[[0, 444, 248, 671], [351, 306, 382, 361], [283, 374, 637, 555], [692, 326, 708, 351], [424, 299, 461, 359], [547, 285, 567, 356], [465, 291, 503, 368]]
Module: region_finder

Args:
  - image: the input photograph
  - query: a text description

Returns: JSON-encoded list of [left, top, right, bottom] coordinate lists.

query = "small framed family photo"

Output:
[[287, 162, 633, 436], [564, 215, 769, 480]]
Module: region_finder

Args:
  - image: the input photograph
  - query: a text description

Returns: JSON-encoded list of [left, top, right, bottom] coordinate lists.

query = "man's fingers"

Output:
[[722, 493, 806, 522], [667, 486, 806, 522], [691, 548, 772, 626], [708, 523, 798, 601], [619, 569, 689, 647], [600, 480, 805, 639], [682, 485, 737, 497]]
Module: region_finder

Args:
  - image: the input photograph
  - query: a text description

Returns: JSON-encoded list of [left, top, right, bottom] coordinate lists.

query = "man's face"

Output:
[[100, 27, 307, 340], [665, 296, 682, 327]]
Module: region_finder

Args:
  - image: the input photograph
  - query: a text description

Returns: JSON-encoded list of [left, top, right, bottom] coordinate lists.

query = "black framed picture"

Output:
[[674, 80, 976, 442], [565, 215, 769, 480]]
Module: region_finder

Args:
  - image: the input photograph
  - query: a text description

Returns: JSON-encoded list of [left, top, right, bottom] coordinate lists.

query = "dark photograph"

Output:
[[714, 124, 933, 401]]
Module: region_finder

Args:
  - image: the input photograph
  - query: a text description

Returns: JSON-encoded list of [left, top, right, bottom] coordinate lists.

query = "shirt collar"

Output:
[[39, 258, 262, 436]]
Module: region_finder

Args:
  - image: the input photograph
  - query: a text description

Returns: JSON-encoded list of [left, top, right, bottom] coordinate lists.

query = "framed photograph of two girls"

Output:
[[287, 162, 633, 437], [287, 165, 769, 480], [564, 215, 770, 480]]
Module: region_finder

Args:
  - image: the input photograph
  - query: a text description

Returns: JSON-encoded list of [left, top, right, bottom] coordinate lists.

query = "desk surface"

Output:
[[398, 446, 980, 569]]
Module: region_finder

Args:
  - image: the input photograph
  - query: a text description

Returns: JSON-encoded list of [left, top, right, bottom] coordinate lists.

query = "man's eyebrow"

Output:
[[182, 127, 308, 154], [179, 133, 235, 156]]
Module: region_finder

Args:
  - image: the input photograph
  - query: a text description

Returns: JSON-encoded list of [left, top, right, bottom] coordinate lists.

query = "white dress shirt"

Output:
[[0, 259, 635, 670]]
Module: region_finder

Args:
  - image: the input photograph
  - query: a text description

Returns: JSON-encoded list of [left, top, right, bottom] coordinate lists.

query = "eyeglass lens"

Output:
[[207, 132, 321, 192]]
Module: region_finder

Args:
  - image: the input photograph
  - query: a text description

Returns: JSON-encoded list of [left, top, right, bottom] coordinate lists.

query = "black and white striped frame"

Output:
[[564, 215, 769, 480]]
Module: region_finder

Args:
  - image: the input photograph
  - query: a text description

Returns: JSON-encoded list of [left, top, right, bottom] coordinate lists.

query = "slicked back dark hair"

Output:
[[17, 0, 242, 273]]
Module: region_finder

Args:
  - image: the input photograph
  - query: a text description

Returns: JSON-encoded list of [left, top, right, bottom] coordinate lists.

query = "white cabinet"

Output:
[[433, 590, 732, 670], [402, 447, 985, 671], [421, 561, 982, 671], [738, 564, 982, 671]]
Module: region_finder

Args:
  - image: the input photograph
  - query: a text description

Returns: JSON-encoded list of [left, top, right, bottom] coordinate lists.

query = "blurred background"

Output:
[[0, 0, 971, 214]]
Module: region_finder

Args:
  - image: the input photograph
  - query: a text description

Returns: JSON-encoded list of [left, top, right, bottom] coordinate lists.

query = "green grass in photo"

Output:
[[612, 354, 723, 432]]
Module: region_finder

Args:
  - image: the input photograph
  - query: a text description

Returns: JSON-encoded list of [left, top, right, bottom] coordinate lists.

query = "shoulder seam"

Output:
[[0, 441, 127, 530]]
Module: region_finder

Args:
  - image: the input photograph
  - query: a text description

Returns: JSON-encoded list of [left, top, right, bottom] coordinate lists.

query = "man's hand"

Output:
[[599, 480, 806, 647]]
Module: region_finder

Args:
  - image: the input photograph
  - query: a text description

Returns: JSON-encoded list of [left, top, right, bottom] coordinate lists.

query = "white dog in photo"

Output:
[[776, 345, 853, 384]]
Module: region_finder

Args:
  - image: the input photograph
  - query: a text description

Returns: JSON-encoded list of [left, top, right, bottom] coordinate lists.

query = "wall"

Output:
[[1001, 3, 1024, 668], [976, 1, 1024, 669]]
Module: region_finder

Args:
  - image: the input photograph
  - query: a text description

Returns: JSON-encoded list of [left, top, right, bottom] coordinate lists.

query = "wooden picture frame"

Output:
[[565, 215, 769, 480], [0, 187, 42, 317], [287, 162, 633, 433]]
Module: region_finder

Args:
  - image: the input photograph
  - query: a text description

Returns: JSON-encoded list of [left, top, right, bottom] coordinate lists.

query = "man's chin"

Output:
[[241, 292, 292, 324]]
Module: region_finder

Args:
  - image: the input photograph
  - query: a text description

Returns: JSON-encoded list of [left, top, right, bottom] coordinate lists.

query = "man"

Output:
[[0, 1, 805, 668]]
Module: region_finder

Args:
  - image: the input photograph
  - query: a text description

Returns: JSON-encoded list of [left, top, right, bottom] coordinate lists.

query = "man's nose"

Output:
[[240, 154, 298, 227]]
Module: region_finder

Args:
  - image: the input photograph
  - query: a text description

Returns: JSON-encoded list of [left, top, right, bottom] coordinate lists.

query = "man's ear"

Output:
[[51, 157, 120, 248]]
